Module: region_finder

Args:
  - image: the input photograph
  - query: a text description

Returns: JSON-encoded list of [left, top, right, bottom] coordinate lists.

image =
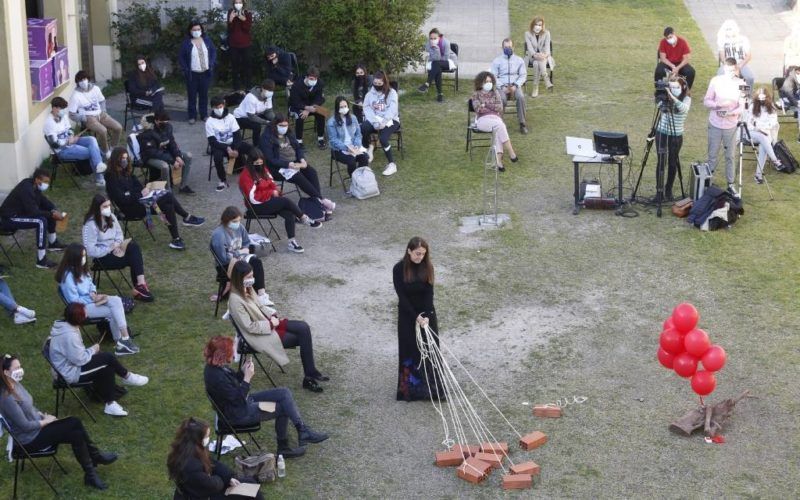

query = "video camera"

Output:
[[654, 79, 672, 107]]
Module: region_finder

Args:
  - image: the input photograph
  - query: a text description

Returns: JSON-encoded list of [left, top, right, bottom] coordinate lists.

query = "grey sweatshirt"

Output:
[[49, 320, 94, 384], [0, 383, 42, 444]]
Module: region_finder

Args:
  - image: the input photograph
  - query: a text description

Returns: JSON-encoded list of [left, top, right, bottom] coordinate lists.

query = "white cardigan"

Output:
[[82, 215, 124, 259]]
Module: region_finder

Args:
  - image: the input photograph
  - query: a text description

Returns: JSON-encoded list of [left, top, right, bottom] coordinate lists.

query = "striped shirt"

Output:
[[656, 96, 691, 136]]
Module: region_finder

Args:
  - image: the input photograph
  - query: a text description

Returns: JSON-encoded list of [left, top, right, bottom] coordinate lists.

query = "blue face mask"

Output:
[[228, 221, 240, 231], [670, 87, 682, 97], [503, 47, 513, 57]]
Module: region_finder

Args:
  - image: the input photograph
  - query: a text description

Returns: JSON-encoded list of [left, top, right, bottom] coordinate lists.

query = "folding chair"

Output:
[[123, 80, 154, 132], [206, 391, 262, 460], [277, 178, 300, 200], [242, 197, 281, 244], [0, 415, 66, 499], [466, 100, 492, 160], [442, 42, 459, 92], [329, 151, 351, 193], [0, 228, 23, 266], [231, 315, 278, 388], [210, 245, 230, 318], [56, 288, 102, 344], [48, 147, 81, 189], [112, 200, 156, 242], [126, 133, 151, 184], [41, 338, 98, 423], [368, 125, 404, 160], [91, 258, 133, 297], [773, 76, 797, 126], [526, 40, 554, 87]]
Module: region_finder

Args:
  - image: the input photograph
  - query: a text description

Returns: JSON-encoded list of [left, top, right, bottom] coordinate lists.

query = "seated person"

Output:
[[211, 206, 272, 306], [0, 168, 66, 269], [524, 16, 554, 96], [168, 417, 265, 500], [44, 96, 108, 187], [49, 302, 148, 417], [228, 260, 328, 393], [56, 243, 140, 356], [327, 96, 370, 176], [779, 67, 800, 140], [716, 20, 754, 88], [490, 38, 529, 134], [784, 23, 800, 71], [361, 70, 401, 176], [0, 275, 36, 325], [471, 72, 518, 172], [0, 355, 117, 490], [203, 336, 328, 458], [233, 79, 276, 146], [264, 46, 294, 87], [748, 88, 782, 184], [138, 111, 195, 195], [288, 66, 327, 148], [127, 56, 164, 111], [352, 64, 371, 123], [207, 95, 253, 192], [417, 28, 457, 102], [82, 194, 153, 302], [259, 115, 335, 213], [105, 147, 204, 252], [655, 27, 696, 89], [68, 70, 123, 156], [238, 150, 320, 254]]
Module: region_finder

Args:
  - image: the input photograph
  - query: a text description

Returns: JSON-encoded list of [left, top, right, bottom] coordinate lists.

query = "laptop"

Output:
[[565, 136, 598, 158]]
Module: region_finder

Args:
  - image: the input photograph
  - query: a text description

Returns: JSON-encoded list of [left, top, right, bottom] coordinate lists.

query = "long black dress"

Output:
[[392, 260, 442, 401]]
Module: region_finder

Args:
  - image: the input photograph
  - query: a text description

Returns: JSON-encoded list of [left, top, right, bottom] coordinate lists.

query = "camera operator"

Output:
[[703, 57, 744, 195], [655, 77, 691, 201]]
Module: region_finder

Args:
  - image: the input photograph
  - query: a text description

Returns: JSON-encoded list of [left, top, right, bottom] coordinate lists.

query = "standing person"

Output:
[[227, 0, 253, 91], [288, 67, 327, 148], [417, 28, 457, 103], [264, 46, 294, 88], [138, 110, 196, 195], [0, 355, 117, 490], [207, 96, 252, 192], [655, 27, 696, 89], [471, 72, 518, 172], [351, 64, 371, 123], [716, 20, 754, 88], [361, 70, 401, 176], [655, 76, 692, 201], [491, 38, 528, 134], [167, 417, 265, 500], [127, 56, 164, 112], [524, 16, 554, 97], [44, 96, 108, 187], [0, 276, 36, 325], [68, 70, 123, 156], [748, 88, 782, 183], [0, 168, 66, 269], [327, 96, 370, 176], [179, 20, 216, 124], [392, 237, 442, 402], [704, 57, 744, 195], [233, 79, 276, 146]]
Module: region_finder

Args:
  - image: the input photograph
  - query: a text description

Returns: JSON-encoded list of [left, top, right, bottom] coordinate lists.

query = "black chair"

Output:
[[56, 288, 103, 344], [0, 228, 23, 266], [466, 100, 492, 160], [112, 200, 156, 242], [526, 40, 554, 85], [368, 125, 404, 160], [277, 178, 300, 200], [206, 391, 262, 461], [442, 42, 459, 93], [126, 133, 151, 184], [230, 315, 278, 388], [48, 147, 81, 189], [41, 338, 98, 423], [210, 245, 230, 318], [329, 151, 351, 193], [0, 415, 66, 499], [123, 79, 154, 132], [242, 197, 281, 246], [773, 76, 797, 125], [91, 258, 133, 297]]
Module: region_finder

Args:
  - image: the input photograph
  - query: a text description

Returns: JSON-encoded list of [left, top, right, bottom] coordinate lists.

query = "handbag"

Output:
[[671, 197, 693, 218], [234, 452, 276, 483], [121, 296, 136, 314]]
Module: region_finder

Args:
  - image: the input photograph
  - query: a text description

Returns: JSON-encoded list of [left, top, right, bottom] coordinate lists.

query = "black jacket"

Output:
[[172, 456, 230, 500], [288, 79, 325, 112], [204, 365, 259, 426], [139, 123, 182, 164], [266, 49, 293, 84], [127, 71, 161, 99], [105, 173, 144, 211], [259, 127, 304, 178], [0, 178, 55, 219]]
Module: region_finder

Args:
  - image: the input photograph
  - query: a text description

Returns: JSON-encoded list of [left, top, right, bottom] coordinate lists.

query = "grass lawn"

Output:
[[1, 0, 798, 498]]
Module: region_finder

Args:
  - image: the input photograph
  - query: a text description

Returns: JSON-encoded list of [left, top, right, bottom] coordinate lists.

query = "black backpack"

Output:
[[773, 139, 797, 174], [298, 197, 325, 222]]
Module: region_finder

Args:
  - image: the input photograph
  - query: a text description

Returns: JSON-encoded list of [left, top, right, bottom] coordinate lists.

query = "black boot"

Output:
[[276, 438, 306, 458], [75, 443, 108, 490], [88, 443, 118, 466], [296, 423, 329, 446], [302, 377, 323, 393]]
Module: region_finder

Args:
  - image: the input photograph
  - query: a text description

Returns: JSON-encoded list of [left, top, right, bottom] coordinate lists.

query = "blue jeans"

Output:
[[248, 387, 302, 440], [58, 136, 103, 173], [0, 279, 17, 315], [186, 71, 211, 120]]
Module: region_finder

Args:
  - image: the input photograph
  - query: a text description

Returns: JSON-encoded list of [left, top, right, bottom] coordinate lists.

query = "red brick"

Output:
[[510, 461, 540, 476], [502, 473, 533, 490], [435, 450, 464, 467], [456, 457, 493, 484], [452, 444, 480, 457], [533, 404, 563, 418], [479, 442, 509, 454], [519, 431, 547, 450], [473, 452, 503, 469]]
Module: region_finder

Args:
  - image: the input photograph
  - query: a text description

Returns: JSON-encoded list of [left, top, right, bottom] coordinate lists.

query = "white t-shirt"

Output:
[[68, 86, 105, 117], [205, 114, 240, 145], [233, 92, 271, 119], [43, 114, 73, 151], [718, 36, 751, 63]]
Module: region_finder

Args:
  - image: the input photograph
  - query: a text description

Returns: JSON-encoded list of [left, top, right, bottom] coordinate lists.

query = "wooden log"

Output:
[[502, 473, 533, 490], [473, 452, 503, 469], [533, 404, 562, 418], [669, 390, 750, 437], [519, 431, 548, 450], [511, 461, 540, 476], [456, 457, 493, 484], [480, 442, 509, 454], [435, 450, 464, 467]]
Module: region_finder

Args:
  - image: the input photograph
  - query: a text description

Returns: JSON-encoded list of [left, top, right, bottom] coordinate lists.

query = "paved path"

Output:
[[684, 0, 800, 83], [420, 0, 510, 77]]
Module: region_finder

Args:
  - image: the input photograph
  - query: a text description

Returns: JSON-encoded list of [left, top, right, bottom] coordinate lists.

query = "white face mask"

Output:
[[58, 108, 68, 118], [795, 73, 800, 83], [339, 106, 349, 115], [191, 30, 202, 38], [81, 256, 87, 266], [228, 221, 240, 231], [430, 38, 439, 45], [306, 78, 317, 87], [243, 277, 256, 288], [38, 182, 49, 192], [757, 95, 766, 102], [482, 82, 493, 92], [234, 3, 243, 9], [723, 65, 735, 77], [213, 107, 224, 117], [10, 368, 24, 382], [138, 63, 146, 72], [277, 125, 289, 135], [262, 90, 273, 99], [533, 26, 542, 34], [101, 207, 112, 217], [667, 36, 677, 46], [79, 79, 90, 90], [670, 86, 682, 96], [202, 436, 210, 448]]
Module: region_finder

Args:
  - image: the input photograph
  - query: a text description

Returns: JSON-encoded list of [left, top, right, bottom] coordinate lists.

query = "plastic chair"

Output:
[[0, 415, 66, 499], [41, 338, 98, 423]]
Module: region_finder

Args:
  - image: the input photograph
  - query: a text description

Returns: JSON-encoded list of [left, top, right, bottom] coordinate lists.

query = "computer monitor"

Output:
[[593, 131, 629, 156]]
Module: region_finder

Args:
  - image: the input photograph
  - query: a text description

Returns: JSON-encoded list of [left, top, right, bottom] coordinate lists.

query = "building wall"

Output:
[[116, 0, 223, 12]]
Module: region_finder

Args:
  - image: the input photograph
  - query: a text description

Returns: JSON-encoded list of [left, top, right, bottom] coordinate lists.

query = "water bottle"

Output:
[[277, 454, 286, 478]]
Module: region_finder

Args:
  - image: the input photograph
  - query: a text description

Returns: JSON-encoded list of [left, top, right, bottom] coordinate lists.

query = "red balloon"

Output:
[[673, 352, 698, 378], [662, 317, 675, 330], [691, 370, 717, 396], [701, 345, 727, 372], [657, 348, 675, 369], [659, 328, 684, 355], [684, 328, 711, 357], [672, 303, 699, 334]]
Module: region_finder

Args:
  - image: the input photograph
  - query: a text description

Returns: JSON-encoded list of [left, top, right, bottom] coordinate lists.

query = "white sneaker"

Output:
[[95, 162, 108, 174], [16, 306, 36, 319], [257, 293, 275, 307], [367, 145, 374, 163], [104, 401, 128, 417], [382, 162, 397, 176], [221, 309, 231, 321], [13, 312, 35, 325], [121, 372, 148, 386], [320, 198, 336, 212], [105, 150, 112, 160], [95, 176, 106, 187]]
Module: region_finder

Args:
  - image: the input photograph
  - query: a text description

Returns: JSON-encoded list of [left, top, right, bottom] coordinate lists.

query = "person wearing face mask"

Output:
[[327, 95, 370, 178], [655, 76, 692, 201], [716, 20, 753, 88], [779, 66, 800, 140], [655, 27, 696, 90], [227, 0, 253, 91], [127, 56, 164, 112], [417, 28, 458, 102], [524, 16, 554, 97], [68, 70, 123, 157], [704, 57, 745, 195], [228, 260, 328, 393], [288, 66, 327, 148], [233, 79, 277, 146], [264, 46, 294, 88], [361, 70, 401, 176], [138, 110, 196, 194], [747, 88, 782, 183], [81, 193, 154, 301], [168, 417, 266, 499], [471, 72, 518, 172], [0, 354, 117, 490], [352, 64, 371, 123], [490, 38, 529, 134], [44, 96, 108, 187], [0, 275, 36, 325], [0, 168, 66, 269], [207, 95, 252, 191], [179, 20, 217, 124]]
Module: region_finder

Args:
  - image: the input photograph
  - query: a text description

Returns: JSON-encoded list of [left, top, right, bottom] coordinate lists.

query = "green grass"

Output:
[[1, 0, 799, 498]]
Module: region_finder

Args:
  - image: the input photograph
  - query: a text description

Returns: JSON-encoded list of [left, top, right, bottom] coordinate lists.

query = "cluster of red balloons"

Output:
[[657, 303, 727, 396]]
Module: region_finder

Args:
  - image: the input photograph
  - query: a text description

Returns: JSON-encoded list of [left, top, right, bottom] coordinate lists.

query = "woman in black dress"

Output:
[[392, 237, 442, 401]]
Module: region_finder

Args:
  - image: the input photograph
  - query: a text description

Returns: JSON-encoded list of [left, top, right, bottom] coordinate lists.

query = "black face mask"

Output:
[[373, 83, 383, 90]]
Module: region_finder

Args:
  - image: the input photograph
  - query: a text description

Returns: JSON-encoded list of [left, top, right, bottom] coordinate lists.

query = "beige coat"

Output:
[[228, 291, 290, 367]]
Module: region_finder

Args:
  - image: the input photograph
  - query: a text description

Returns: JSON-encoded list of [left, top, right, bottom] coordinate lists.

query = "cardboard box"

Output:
[[434, 450, 464, 467], [52, 47, 69, 87], [479, 442, 509, 454], [511, 461, 540, 476], [30, 58, 54, 102], [473, 452, 503, 469], [456, 457, 492, 484], [502, 474, 533, 490], [27, 18, 58, 60], [520, 431, 548, 450], [533, 404, 562, 418], [452, 444, 480, 457]]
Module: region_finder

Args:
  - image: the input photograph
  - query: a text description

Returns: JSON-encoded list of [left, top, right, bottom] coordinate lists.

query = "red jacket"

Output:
[[239, 167, 278, 204], [227, 10, 253, 48]]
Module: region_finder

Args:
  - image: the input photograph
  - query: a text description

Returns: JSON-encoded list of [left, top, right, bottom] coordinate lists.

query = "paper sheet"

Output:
[[225, 482, 261, 497], [258, 401, 276, 413]]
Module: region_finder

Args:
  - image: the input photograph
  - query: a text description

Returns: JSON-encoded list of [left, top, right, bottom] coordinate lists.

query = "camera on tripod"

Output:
[[654, 79, 672, 106]]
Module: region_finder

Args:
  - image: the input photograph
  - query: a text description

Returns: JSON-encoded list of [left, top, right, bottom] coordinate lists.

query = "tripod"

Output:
[[736, 120, 775, 201]]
